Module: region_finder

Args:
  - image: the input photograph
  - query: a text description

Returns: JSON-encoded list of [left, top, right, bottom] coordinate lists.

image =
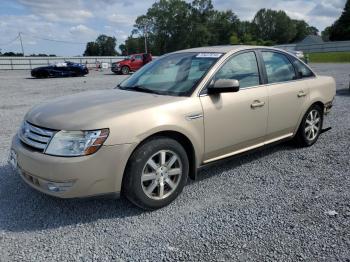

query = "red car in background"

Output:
[[111, 53, 152, 75]]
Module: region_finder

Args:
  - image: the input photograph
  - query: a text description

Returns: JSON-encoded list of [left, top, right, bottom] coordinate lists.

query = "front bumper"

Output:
[[10, 135, 135, 198], [111, 65, 121, 73]]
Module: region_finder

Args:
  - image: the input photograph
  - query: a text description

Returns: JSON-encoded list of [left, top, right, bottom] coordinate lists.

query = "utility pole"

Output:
[[19, 32, 24, 56], [144, 26, 148, 54]]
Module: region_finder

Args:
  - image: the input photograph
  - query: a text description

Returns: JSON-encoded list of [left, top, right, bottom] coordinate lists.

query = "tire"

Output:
[[123, 137, 189, 210], [40, 71, 49, 78], [71, 70, 80, 77], [121, 66, 130, 75], [294, 104, 323, 147]]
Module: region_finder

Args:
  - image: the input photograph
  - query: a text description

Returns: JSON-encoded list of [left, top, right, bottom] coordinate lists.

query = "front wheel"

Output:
[[294, 104, 323, 147], [121, 66, 130, 75], [122, 137, 189, 210]]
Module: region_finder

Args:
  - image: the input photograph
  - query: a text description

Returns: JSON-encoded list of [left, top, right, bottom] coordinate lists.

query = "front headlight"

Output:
[[45, 129, 109, 156]]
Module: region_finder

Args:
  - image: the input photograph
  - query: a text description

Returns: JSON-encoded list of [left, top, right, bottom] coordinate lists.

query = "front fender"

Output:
[[106, 97, 205, 166]]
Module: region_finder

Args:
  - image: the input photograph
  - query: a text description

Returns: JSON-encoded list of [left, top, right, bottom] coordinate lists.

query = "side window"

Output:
[[292, 59, 314, 78], [262, 52, 296, 83], [214, 52, 260, 88], [135, 55, 143, 61]]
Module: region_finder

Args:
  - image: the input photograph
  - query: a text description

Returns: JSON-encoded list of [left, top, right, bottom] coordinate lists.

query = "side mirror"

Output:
[[131, 57, 135, 61], [207, 79, 240, 94]]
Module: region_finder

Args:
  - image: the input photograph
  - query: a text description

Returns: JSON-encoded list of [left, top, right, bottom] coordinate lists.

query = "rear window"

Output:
[[262, 51, 296, 84], [292, 58, 315, 78]]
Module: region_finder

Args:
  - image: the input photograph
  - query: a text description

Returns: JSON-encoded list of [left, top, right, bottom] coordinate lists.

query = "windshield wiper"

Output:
[[119, 85, 162, 95]]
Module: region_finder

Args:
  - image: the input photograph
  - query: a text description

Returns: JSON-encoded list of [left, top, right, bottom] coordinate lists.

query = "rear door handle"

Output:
[[297, 91, 307, 97], [251, 100, 265, 109]]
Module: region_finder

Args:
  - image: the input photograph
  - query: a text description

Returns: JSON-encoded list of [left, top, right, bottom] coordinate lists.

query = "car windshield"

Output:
[[119, 52, 222, 96]]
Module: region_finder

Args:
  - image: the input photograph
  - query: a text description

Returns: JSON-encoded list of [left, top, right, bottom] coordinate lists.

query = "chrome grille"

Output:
[[19, 121, 55, 151]]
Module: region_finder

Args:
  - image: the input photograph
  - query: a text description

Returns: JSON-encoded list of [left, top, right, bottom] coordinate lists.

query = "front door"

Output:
[[130, 55, 144, 71], [200, 51, 268, 162]]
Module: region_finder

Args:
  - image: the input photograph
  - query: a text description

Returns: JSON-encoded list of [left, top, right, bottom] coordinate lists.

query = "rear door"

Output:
[[200, 51, 268, 162], [259, 50, 310, 139]]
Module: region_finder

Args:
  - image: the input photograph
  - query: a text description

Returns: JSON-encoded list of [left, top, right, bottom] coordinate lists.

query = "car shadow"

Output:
[[25, 76, 87, 80], [0, 141, 295, 233], [336, 88, 350, 97], [0, 164, 143, 233], [103, 73, 119, 75], [192, 141, 295, 183]]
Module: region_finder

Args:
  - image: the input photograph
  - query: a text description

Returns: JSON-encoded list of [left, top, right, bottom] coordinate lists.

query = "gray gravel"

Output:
[[0, 64, 349, 261]]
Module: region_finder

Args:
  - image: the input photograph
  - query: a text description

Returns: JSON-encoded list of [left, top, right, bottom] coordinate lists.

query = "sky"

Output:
[[0, 0, 346, 56]]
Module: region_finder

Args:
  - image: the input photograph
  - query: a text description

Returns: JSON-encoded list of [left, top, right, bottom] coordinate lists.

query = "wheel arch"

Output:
[[121, 65, 131, 71], [124, 130, 198, 181], [294, 100, 325, 136]]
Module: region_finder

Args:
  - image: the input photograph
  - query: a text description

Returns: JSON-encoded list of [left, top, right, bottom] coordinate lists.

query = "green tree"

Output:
[[229, 32, 240, 44], [124, 2, 318, 54], [322, 26, 332, 41], [292, 20, 319, 42], [83, 35, 117, 56], [83, 42, 99, 56], [124, 36, 145, 54], [329, 0, 350, 41], [253, 9, 297, 44], [187, 0, 215, 47], [119, 44, 127, 55], [208, 10, 240, 45]]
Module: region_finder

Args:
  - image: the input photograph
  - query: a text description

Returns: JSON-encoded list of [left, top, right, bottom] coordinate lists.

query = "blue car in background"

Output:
[[31, 61, 89, 78]]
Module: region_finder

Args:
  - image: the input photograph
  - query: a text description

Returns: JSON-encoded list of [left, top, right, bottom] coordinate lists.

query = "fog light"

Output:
[[47, 181, 75, 192]]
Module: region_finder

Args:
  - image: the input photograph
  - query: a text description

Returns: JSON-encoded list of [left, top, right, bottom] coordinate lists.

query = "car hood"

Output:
[[116, 59, 129, 64], [25, 89, 183, 130]]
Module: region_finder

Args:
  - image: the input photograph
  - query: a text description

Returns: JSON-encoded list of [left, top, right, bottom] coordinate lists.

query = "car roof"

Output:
[[173, 45, 283, 54]]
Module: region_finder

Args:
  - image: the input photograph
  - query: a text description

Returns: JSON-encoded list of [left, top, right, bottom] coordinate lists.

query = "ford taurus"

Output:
[[9, 46, 336, 210]]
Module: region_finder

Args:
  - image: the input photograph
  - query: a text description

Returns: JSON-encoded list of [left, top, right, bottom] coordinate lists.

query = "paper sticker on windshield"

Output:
[[196, 53, 222, 58]]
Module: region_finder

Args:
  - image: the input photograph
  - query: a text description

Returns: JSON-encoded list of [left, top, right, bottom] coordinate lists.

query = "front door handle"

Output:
[[251, 100, 265, 109], [297, 91, 307, 97]]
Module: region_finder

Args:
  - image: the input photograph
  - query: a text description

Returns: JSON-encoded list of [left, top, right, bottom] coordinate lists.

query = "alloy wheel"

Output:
[[141, 150, 182, 200], [122, 67, 129, 75], [304, 109, 321, 141]]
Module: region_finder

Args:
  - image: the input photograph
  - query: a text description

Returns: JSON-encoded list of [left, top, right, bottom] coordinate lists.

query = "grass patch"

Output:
[[307, 52, 350, 63]]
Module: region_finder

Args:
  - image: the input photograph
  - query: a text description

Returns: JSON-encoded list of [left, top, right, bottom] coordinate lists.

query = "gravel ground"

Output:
[[0, 64, 349, 261]]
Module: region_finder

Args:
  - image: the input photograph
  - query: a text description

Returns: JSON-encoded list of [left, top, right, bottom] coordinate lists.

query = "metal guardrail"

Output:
[[0, 56, 126, 70], [275, 40, 350, 53]]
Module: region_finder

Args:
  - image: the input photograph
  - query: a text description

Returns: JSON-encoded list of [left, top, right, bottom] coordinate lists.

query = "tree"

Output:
[[83, 35, 117, 56], [292, 20, 319, 42], [329, 0, 350, 41], [207, 10, 240, 45], [124, 36, 145, 54], [119, 44, 127, 55], [253, 9, 297, 44], [321, 26, 332, 41], [229, 32, 240, 44], [123, 2, 318, 55], [1, 52, 23, 56], [84, 42, 98, 56]]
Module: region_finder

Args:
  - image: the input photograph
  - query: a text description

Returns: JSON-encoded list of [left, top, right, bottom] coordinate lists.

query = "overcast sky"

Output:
[[0, 0, 346, 56]]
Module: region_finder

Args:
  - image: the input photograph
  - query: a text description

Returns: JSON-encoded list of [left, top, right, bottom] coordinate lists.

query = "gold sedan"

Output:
[[9, 46, 336, 210]]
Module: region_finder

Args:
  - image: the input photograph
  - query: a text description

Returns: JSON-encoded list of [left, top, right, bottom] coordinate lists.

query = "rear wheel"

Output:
[[121, 66, 130, 75], [123, 137, 189, 210], [294, 104, 323, 147]]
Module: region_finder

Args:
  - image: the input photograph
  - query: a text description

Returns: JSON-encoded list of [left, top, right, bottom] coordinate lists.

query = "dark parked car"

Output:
[[111, 53, 152, 75], [31, 62, 89, 78]]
